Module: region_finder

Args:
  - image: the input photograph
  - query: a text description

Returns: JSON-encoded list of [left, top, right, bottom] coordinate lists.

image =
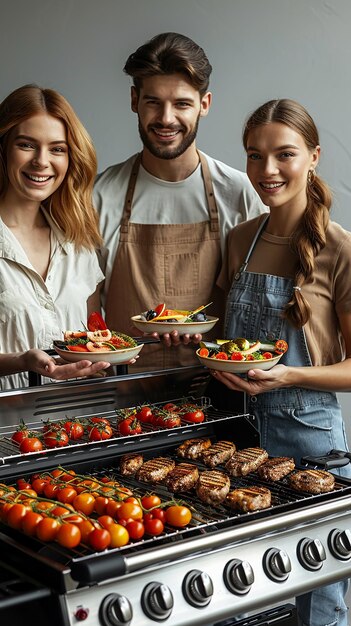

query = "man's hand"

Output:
[[150, 330, 202, 347]]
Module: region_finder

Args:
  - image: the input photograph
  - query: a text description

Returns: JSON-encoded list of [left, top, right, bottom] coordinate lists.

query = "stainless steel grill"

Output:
[[0, 366, 350, 626]]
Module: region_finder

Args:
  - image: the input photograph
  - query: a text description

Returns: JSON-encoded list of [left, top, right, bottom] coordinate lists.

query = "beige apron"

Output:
[[105, 153, 224, 371]]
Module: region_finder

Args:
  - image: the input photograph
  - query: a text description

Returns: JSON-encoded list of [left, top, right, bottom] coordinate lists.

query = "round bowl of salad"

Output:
[[196, 338, 288, 373], [53, 326, 144, 364]]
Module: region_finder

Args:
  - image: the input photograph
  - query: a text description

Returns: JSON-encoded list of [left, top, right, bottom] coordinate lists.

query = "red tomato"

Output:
[[181, 409, 205, 424], [88, 424, 113, 441], [57, 486, 78, 504], [19, 436, 43, 454], [44, 429, 69, 448], [12, 425, 30, 444], [165, 505, 192, 527], [198, 347, 209, 357], [87, 311, 108, 332], [17, 478, 32, 490], [144, 518, 164, 536], [43, 482, 60, 499], [7, 503, 29, 529], [67, 345, 89, 352], [63, 421, 85, 440], [141, 495, 162, 510], [215, 352, 229, 360], [230, 352, 245, 361], [126, 520, 145, 540], [135, 406, 153, 423], [56, 522, 82, 548], [262, 351, 273, 359], [31, 477, 49, 494], [22, 511, 44, 536], [155, 411, 181, 428], [118, 417, 142, 436], [36, 517, 61, 542], [163, 402, 180, 412], [88, 527, 111, 551], [275, 339, 288, 354]]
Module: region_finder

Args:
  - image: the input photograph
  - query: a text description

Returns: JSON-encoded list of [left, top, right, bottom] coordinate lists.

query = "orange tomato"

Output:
[[56, 522, 81, 548], [141, 495, 162, 510], [165, 505, 192, 527], [57, 486, 78, 504], [73, 492, 96, 516], [36, 517, 61, 541], [22, 510, 44, 536], [7, 503, 29, 529], [108, 523, 129, 548], [116, 502, 143, 521]]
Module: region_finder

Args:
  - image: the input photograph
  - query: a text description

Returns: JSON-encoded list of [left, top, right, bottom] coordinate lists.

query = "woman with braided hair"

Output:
[[214, 98, 351, 626]]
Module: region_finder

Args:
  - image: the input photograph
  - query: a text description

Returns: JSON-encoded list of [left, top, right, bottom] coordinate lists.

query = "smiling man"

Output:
[[94, 32, 265, 370]]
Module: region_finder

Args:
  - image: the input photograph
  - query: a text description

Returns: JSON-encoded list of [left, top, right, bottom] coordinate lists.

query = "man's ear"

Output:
[[200, 91, 212, 118], [131, 86, 138, 113]]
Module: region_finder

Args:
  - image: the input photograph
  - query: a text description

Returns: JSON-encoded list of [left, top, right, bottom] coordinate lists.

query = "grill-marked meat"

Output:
[[136, 457, 175, 483], [225, 447, 269, 476], [196, 470, 231, 505], [120, 453, 144, 476], [289, 469, 335, 494], [176, 438, 212, 460], [202, 441, 236, 468], [257, 457, 295, 481], [226, 486, 272, 512], [166, 463, 199, 492]]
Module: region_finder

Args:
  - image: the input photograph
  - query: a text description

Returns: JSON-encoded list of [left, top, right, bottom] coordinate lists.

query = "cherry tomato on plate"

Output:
[[262, 352, 273, 359], [214, 352, 229, 360], [275, 339, 288, 354], [67, 345, 90, 352]]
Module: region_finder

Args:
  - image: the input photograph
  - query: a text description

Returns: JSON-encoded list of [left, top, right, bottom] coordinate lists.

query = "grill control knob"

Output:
[[263, 548, 291, 582], [141, 582, 174, 621], [328, 529, 351, 560], [99, 593, 133, 626], [297, 538, 326, 571], [223, 559, 254, 595], [182, 569, 214, 607]]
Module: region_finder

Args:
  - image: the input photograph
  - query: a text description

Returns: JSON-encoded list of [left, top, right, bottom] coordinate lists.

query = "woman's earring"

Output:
[[307, 169, 315, 184]]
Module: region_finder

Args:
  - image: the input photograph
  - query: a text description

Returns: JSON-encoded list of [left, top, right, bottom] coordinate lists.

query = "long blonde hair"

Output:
[[243, 99, 332, 328], [0, 84, 102, 250]]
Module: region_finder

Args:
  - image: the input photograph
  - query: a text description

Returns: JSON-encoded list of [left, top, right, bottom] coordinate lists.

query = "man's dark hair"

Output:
[[124, 32, 212, 95]]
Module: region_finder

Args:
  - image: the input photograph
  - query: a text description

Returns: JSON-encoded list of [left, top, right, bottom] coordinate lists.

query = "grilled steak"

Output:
[[225, 447, 269, 476], [289, 469, 335, 494], [136, 457, 176, 483], [196, 470, 231, 505], [120, 453, 144, 476], [176, 438, 212, 460], [226, 486, 272, 512], [166, 463, 199, 492], [202, 441, 236, 468], [257, 457, 295, 481]]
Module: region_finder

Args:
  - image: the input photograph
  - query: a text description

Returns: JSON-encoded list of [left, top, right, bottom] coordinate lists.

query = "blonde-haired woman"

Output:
[[215, 98, 351, 626], [0, 84, 109, 389]]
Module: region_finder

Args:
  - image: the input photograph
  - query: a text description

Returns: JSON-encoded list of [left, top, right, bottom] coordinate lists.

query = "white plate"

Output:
[[131, 315, 219, 336], [54, 343, 144, 364], [196, 349, 283, 373]]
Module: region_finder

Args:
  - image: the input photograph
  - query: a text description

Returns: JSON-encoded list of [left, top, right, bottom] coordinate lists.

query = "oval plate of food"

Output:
[[53, 328, 144, 364], [131, 314, 219, 336], [196, 338, 287, 373], [131, 302, 218, 336]]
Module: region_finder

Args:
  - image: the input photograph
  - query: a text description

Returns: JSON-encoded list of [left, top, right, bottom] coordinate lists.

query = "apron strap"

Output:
[[198, 152, 219, 232], [120, 152, 219, 234], [234, 213, 270, 280], [120, 153, 142, 234]]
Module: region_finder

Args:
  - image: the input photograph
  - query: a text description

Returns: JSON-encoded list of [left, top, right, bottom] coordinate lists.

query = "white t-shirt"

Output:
[[0, 209, 104, 390], [94, 151, 266, 303]]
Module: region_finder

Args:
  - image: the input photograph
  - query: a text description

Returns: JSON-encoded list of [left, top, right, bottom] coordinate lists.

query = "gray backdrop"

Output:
[[2, 0, 351, 425]]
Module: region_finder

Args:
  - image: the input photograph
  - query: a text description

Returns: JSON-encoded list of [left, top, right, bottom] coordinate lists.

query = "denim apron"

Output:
[[224, 215, 350, 626]]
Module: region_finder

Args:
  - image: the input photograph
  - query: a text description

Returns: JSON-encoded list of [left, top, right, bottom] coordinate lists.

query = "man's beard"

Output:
[[138, 115, 200, 160]]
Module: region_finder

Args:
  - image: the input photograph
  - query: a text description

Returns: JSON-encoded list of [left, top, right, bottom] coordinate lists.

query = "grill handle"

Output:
[[301, 451, 351, 469], [70, 551, 126, 584]]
